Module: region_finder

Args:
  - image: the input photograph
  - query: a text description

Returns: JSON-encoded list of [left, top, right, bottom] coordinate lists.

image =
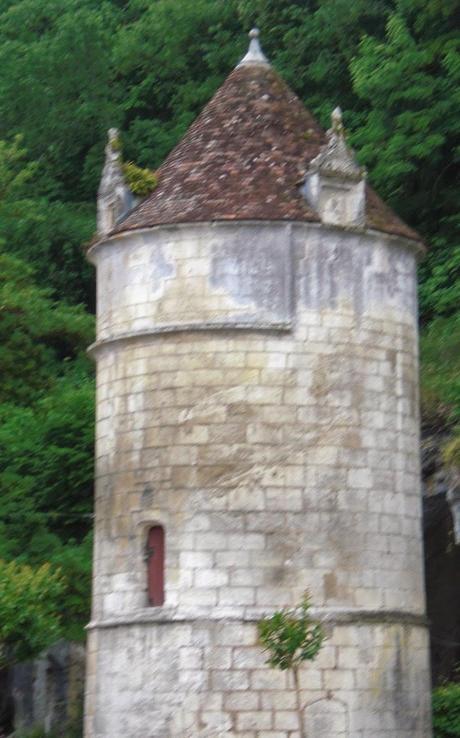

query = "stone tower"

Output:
[[85, 30, 432, 738]]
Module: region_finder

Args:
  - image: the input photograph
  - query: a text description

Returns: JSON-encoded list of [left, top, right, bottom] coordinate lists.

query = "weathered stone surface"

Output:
[[85, 216, 431, 737], [97, 129, 134, 238], [88, 223, 293, 341], [302, 108, 366, 228], [12, 641, 85, 736], [86, 621, 431, 737]]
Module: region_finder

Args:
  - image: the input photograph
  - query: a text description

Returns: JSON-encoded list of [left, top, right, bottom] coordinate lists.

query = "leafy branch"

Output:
[[258, 593, 326, 738]]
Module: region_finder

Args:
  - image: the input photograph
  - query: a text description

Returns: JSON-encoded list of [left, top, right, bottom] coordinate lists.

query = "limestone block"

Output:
[[303, 697, 349, 737], [236, 711, 273, 730]]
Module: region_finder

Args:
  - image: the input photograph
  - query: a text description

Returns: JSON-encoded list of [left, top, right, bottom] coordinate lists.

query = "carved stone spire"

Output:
[[310, 107, 364, 181], [237, 28, 270, 68], [301, 107, 367, 228], [97, 128, 134, 238]]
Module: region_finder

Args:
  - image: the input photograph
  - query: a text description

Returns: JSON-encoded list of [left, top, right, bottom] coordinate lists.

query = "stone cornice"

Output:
[[87, 607, 428, 631]]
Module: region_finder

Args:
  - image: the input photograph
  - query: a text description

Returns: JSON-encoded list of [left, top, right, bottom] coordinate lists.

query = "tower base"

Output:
[[84, 612, 431, 738]]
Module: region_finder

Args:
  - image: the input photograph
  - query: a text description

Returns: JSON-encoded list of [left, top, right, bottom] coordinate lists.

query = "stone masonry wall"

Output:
[[86, 621, 431, 737], [85, 222, 431, 737]]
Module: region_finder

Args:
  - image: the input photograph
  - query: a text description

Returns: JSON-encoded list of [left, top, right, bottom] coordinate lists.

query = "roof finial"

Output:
[[237, 28, 270, 68], [331, 106, 344, 136]]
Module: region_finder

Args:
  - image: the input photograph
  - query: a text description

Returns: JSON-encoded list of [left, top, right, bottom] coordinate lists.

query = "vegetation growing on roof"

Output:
[[122, 161, 158, 197]]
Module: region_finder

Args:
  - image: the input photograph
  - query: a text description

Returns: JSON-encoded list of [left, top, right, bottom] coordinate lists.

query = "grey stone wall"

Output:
[[87, 620, 430, 738], [85, 221, 431, 737], [12, 641, 85, 736]]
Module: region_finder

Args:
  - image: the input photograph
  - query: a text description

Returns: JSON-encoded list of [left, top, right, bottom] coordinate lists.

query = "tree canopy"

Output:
[[0, 0, 458, 643], [0, 560, 64, 667]]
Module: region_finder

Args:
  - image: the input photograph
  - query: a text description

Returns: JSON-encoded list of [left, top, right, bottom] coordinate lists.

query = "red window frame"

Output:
[[146, 525, 165, 606]]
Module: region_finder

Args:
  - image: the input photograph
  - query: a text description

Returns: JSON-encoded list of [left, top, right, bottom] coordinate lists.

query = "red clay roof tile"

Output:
[[114, 63, 419, 243]]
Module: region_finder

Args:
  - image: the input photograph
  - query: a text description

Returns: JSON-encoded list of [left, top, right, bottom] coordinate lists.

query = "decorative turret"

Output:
[[96, 128, 134, 238], [301, 107, 366, 227]]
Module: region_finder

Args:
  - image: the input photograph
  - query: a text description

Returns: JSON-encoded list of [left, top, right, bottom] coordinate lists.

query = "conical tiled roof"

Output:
[[114, 50, 418, 242]]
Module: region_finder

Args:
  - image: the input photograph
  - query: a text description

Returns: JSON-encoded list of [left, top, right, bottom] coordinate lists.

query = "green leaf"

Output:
[[257, 592, 326, 672]]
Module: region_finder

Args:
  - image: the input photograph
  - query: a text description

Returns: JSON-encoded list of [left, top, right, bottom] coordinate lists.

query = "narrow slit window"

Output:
[[146, 526, 165, 606]]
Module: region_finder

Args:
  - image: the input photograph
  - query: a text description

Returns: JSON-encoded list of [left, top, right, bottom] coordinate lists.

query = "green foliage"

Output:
[[0, 250, 93, 404], [432, 682, 460, 737], [0, 0, 117, 201], [419, 230, 460, 322], [420, 315, 460, 424], [237, 0, 391, 125], [2, 199, 95, 308], [0, 249, 94, 638], [350, 0, 460, 324], [0, 375, 94, 638], [49, 534, 92, 642], [0, 135, 37, 201], [0, 137, 94, 306], [0, 379, 95, 545], [350, 0, 460, 422], [258, 594, 325, 738], [258, 593, 325, 672], [0, 560, 64, 667], [113, 0, 243, 168], [443, 435, 460, 469], [122, 161, 158, 196]]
